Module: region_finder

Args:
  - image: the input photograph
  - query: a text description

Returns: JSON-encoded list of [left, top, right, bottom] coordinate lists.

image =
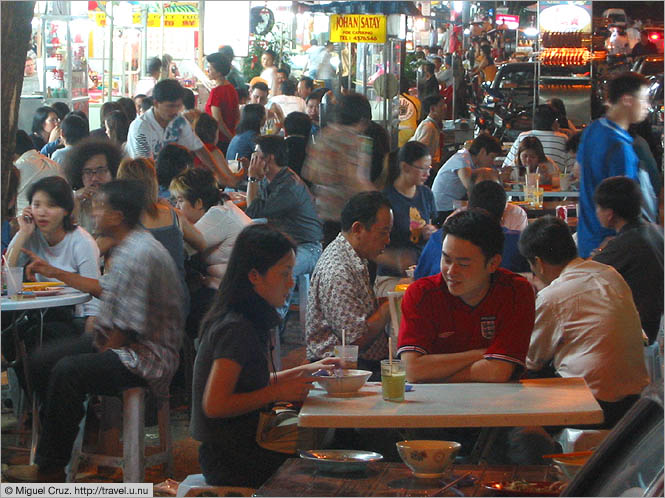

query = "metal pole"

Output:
[[383, 41, 388, 127], [141, 6, 148, 77], [107, 2, 114, 102], [347, 42, 352, 92], [161, 1, 165, 60], [198, 0, 204, 70]]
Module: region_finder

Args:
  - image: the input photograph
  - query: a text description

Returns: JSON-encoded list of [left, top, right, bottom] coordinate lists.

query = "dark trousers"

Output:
[[29, 334, 145, 469]]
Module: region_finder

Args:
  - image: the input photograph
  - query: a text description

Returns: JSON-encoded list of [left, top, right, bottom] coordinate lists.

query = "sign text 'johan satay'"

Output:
[[330, 15, 387, 43]]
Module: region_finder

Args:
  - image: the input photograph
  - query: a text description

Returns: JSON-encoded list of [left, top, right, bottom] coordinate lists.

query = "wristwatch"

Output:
[[248, 177, 261, 183]]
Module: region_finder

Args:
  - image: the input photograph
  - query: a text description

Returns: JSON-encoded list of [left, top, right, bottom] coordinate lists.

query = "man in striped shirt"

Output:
[[502, 104, 574, 174]]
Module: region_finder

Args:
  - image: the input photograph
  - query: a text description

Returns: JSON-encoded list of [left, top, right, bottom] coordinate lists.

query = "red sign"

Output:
[[496, 14, 519, 30]]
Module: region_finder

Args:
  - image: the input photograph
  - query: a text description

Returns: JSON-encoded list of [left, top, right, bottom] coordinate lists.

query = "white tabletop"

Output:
[[505, 190, 580, 198], [1, 289, 91, 311], [298, 377, 603, 429]]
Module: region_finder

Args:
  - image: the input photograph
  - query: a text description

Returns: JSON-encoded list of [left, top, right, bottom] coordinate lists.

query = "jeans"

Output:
[[29, 335, 145, 469], [276, 242, 322, 320]]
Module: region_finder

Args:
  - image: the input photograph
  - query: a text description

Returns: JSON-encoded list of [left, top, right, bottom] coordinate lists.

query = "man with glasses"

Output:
[[306, 191, 393, 378], [126, 79, 226, 184]]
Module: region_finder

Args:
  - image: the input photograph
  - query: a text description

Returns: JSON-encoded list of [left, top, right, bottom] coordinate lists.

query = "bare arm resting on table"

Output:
[[22, 248, 102, 298], [401, 349, 488, 383], [202, 357, 339, 418]]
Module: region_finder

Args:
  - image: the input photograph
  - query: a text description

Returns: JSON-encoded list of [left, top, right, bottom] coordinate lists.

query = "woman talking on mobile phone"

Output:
[[6, 176, 101, 334]]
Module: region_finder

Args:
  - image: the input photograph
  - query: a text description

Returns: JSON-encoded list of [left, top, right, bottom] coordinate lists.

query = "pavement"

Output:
[[1, 310, 307, 493]]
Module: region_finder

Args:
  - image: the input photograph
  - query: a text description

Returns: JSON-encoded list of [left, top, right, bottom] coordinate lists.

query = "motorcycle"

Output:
[[492, 98, 532, 142]]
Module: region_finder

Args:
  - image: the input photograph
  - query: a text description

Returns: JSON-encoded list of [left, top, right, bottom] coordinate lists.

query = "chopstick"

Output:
[[542, 450, 593, 459], [428, 471, 472, 497]]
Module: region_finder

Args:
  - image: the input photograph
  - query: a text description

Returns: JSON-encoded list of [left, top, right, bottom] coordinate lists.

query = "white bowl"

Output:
[[396, 440, 461, 478], [314, 369, 372, 394]]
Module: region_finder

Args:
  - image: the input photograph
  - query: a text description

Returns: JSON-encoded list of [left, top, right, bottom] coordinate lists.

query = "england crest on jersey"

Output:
[[480, 316, 496, 340]]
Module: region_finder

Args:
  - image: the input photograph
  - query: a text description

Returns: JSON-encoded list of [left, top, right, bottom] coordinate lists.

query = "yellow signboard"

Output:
[[129, 12, 198, 28], [329, 15, 386, 43]]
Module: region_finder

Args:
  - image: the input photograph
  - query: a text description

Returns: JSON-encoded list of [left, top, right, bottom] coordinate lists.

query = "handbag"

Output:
[[255, 402, 318, 454]]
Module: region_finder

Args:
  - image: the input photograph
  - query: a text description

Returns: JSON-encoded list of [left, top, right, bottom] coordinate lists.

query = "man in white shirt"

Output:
[[127, 79, 222, 181], [519, 216, 650, 428], [502, 104, 574, 174], [268, 79, 306, 119]]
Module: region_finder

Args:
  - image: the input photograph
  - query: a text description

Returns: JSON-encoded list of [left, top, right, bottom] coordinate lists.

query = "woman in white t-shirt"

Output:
[[7, 176, 101, 332], [170, 167, 251, 337]]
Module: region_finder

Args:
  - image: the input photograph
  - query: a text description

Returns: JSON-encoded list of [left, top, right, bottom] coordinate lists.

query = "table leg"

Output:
[[468, 427, 500, 464]]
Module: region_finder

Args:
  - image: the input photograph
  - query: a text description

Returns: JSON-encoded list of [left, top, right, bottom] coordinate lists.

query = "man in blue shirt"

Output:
[[576, 72, 650, 257]]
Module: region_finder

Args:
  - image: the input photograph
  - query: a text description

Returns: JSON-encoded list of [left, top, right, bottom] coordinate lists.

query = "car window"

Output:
[[498, 69, 534, 89]]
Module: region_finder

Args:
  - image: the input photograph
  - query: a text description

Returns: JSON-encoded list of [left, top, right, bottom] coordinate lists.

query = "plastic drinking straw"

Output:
[[342, 328, 346, 347], [388, 337, 393, 369]]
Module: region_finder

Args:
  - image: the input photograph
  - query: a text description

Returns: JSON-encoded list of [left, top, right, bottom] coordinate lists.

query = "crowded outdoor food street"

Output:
[[0, 1, 663, 497]]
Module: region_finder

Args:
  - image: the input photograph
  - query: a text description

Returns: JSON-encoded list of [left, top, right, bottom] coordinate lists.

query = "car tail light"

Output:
[[649, 32, 662, 41]]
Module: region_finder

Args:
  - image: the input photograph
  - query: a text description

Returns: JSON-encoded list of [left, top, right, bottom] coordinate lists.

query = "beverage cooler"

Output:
[[355, 38, 402, 146], [39, 15, 90, 115]]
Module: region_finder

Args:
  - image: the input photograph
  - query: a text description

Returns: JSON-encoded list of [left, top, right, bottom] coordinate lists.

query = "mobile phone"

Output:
[[23, 214, 33, 223]]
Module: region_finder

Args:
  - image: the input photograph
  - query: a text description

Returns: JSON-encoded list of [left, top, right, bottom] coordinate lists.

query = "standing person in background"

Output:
[[418, 62, 440, 101], [30, 106, 60, 151], [218, 46, 247, 92], [134, 56, 162, 97], [126, 79, 227, 184], [302, 92, 375, 246], [260, 49, 279, 97], [577, 72, 651, 258], [410, 95, 445, 170], [205, 52, 240, 155], [304, 39, 325, 79], [317, 42, 337, 91]]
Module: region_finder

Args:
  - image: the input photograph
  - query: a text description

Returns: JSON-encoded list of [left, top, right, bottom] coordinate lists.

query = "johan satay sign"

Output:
[[330, 15, 387, 43]]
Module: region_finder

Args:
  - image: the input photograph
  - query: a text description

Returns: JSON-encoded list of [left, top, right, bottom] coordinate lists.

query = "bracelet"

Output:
[[248, 177, 261, 183]]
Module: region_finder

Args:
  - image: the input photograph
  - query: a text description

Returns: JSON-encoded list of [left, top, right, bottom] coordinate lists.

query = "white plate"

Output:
[[299, 449, 383, 473]]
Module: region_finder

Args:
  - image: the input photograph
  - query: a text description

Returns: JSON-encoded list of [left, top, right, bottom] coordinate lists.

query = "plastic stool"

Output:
[[176, 474, 255, 497], [66, 387, 172, 482]]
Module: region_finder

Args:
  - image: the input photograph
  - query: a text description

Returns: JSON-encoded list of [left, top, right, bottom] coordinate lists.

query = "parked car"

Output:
[[632, 54, 665, 76], [643, 27, 665, 54]]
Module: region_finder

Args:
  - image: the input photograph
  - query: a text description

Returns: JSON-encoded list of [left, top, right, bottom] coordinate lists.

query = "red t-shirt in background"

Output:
[[205, 82, 239, 145], [397, 269, 535, 367]]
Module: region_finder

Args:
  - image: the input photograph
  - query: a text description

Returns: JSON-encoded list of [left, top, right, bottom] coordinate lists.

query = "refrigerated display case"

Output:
[[355, 39, 402, 144], [39, 15, 90, 115]]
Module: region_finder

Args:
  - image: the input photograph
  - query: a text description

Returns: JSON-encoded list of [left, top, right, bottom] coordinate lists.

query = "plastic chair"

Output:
[[176, 474, 255, 497], [66, 387, 171, 483]]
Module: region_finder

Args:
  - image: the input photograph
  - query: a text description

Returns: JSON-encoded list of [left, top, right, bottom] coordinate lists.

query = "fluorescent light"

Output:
[[524, 27, 538, 37]]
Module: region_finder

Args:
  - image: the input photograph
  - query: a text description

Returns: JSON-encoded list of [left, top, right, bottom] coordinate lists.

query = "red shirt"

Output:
[[397, 269, 535, 367], [205, 82, 239, 144]]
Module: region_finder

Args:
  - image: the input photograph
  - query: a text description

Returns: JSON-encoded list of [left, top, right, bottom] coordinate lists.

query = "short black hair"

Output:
[[206, 52, 231, 77], [421, 94, 444, 118], [116, 97, 137, 123], [468, 134, 502, 156], [335, 92, 371, 126], [236, 86, 249, 102], [26, 176, 75, 231], [251, 81, 269, 93], [299, 76, 314, 90], [341, 191, 392, 232], [16, 130, 37, 155], [99, 101, 122, 124], [218, 45, 235, 60], [277, 67, 289, 79], [533, 104, 557, 130], [608, 71, 649, 104], [147, 56, 162, 75], [306, 92, 322, 104], [280, 79, 297, 96], [182, 88, 196, 110], [255, 135, 288, 167], [565, 131, 582, 154], [421, 62, 435, 75], [51, 101, 70, 121], [194, 113, 218, 144], [594, 176, 642, 222], [98, 180, 146, 229], [518, 215, 577, 265], [443, 208, 504, 261], [104, 110, 129, 144], [468, 181, 507, 222], [284, 112, 311, 137], [152, 79, 184, 103], [155, 144, 195, 188], [263, 48, 277, 61], [61, 114, 89, 145], [140, 97, 153, 112]]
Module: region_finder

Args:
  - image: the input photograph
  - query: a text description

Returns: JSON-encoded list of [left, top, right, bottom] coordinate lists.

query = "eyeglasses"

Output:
[[82, 166, 110, 178], [409, 163, 431, 172]]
